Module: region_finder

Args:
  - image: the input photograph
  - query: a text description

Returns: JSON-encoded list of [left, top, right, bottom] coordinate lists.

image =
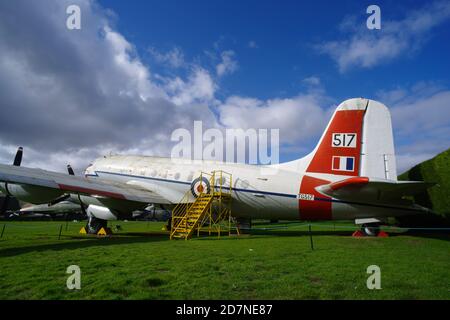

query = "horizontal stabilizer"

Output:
[[316, 176, 435, 203]]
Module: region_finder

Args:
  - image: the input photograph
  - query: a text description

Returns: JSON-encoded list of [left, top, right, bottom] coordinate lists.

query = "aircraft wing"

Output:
[[315, 176, 435, 203], [0, 163, 172, 205]]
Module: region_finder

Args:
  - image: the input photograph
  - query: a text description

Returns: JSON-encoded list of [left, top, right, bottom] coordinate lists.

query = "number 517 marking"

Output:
[[332, 133, 357, 148]]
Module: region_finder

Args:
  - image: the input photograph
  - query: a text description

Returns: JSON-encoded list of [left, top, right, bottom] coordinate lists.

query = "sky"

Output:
[[0, 0, 449, 175]]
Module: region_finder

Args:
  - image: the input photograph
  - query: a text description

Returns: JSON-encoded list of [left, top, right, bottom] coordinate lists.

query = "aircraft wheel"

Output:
[[362, 224, 380, 236], [236, 218, 251, 233], [86, 216, 107, 234]]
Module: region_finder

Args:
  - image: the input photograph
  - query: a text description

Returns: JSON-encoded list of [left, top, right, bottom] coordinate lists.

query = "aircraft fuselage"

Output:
[[84, 155, 418, 221]]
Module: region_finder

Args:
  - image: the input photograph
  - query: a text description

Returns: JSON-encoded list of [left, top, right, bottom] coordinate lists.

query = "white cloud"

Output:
[[317, 1, 450, 72], [391, 91, 450, 136], [216, 50, 238, 77], [218, 93, 331, 145], [302, 76, 321, 86], [164, 67, 217, 106], [104, 26, 167, 101], [396, 153, 437, 175], [148, 46, 185, 69], [378, 84, 450, 173], [0, 0, 218, 171]]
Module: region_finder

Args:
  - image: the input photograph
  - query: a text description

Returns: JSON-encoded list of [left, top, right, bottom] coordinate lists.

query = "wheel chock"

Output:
[[97, 227, 112, 236], [352, 230, 389, 237], [352, 230, 364, 237], [377, 231, 389, 237], [79, 227, 87, 235]]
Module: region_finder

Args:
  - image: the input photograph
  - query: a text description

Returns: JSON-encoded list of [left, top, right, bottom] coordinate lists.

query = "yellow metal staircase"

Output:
[[170, 171, 237, 240]]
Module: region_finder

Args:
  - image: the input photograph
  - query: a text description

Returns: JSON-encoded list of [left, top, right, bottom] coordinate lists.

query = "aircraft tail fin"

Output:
[[305, 98, 397, 180]]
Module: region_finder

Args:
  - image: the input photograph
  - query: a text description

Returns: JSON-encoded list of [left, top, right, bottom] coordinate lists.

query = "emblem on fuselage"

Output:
[[190, 176, 211, 198]]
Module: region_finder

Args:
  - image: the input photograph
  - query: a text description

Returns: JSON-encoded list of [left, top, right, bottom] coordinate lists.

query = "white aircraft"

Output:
[[0, 98, 432, 235]]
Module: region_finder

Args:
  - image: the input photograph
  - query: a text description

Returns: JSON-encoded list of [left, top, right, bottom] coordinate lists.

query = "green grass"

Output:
[[0, 221, 449, 300]]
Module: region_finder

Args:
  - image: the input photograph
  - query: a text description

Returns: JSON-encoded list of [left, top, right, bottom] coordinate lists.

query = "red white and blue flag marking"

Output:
[[332, 156, 355, 172]]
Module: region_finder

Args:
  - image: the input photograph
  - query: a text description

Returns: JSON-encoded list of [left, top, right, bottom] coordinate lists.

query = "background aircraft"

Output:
[[132, 205, 171, 221], [0, 98, 433, 235], [0, 193, 21, 219], [11, 201, 85, 220]]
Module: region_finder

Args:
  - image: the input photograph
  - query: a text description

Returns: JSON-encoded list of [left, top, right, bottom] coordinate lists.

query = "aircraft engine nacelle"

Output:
[[0, 183, 64, 204], [86, 205, 117, 221]]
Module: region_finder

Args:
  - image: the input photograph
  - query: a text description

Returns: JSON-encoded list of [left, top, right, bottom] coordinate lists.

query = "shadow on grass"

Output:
[[194, 228, 450, 242], [2, 228, 447, 258], [250, 229, 450, 240], [402, 230, 450, 241], [250, 230, 352, 237], [192, 229, 355, 239], [0, 232, 168, 258], [260, 229, 450, 242]]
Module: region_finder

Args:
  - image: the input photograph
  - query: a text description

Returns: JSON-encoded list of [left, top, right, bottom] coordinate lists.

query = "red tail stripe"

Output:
[[299, 176, 332, 220], [58, 184, 126, 200], [307, 110, 365, 176]]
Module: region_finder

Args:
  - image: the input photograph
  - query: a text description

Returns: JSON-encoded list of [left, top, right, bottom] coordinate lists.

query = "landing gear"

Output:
[[166, 218, 172, 231], [361, 223, 380, 237], [236, 218, 251, 233], [86, 216, 107, 234]]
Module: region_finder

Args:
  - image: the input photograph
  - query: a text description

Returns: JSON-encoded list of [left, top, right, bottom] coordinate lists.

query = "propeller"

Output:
[[48, 164, 75, 207], [67, 164, 75, 176], [1, 147, 24, 216], [13, 147, 23, 166]]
